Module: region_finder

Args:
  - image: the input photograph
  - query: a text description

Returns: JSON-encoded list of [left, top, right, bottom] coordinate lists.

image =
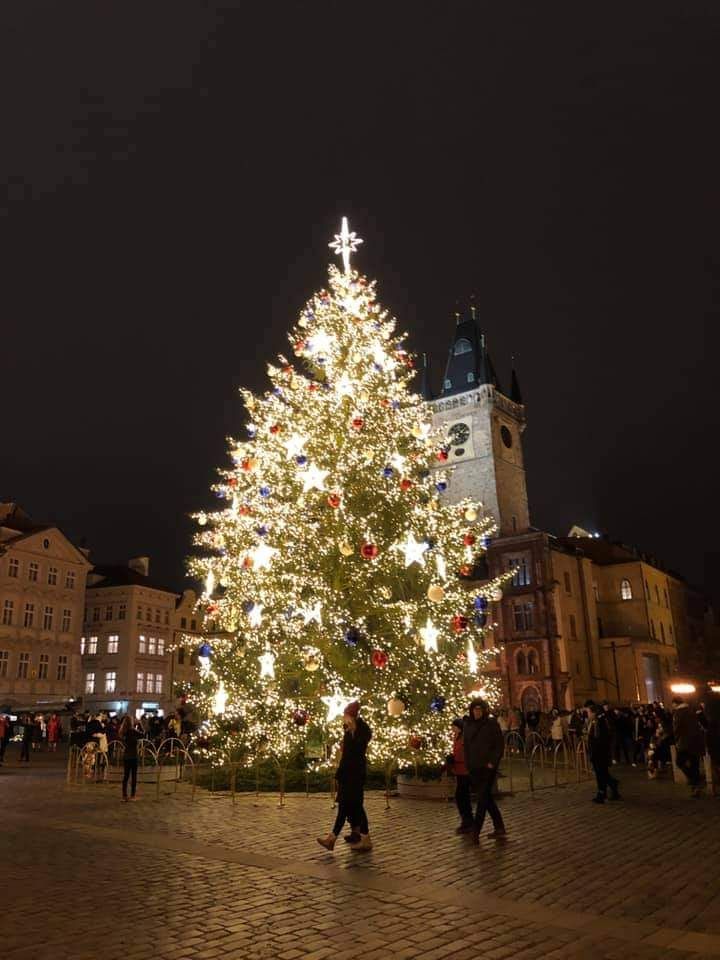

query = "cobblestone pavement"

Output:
[[3, 753, 720, 960]]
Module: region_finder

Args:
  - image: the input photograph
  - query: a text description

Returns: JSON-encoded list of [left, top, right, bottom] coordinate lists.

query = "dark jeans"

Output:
[[592, 759, 619, 797], [633, 738, 647, 764], [122, 758, 138, 798], [676, 750, 701, 788], [20, 739, 31, 761], [455, 774, 473, 825], [470, 768, 505, 833], [332, 785, 369, 836]]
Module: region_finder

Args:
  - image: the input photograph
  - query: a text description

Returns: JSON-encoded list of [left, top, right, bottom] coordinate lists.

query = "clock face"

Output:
[[449, 422, 470, 446]]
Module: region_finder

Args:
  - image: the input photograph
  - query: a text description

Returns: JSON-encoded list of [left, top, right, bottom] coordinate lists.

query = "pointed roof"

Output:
[[440, 304, 502, 397], [510, 364, 523, 405]]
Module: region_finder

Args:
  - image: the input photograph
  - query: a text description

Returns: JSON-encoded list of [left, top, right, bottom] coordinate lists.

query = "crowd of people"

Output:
[[0, 712, 63, 764]]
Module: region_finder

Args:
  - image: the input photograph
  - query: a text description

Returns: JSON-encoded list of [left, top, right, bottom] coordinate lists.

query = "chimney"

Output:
[[128, 556, 150, 577]]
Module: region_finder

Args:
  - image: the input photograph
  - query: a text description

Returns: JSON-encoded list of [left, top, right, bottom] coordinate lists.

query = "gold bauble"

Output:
[[427, 584, 445, 603], [339, 542, 354, 557], [465, 507, 478, 522]]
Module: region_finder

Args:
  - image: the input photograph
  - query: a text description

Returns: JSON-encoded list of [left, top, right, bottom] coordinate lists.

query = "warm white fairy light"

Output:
[[329, 216, 363, 275], [212, 680, 228, 715], [247, 604, 264, 628], [259, 644, 276, 679], [321, 691, 347, 722], [283, 433, 307, 458], [419, 617, 439, 653], [467, 638, 479, 674], [397, 531, 428, 568], [204, 570, 215, 598], [249, 542, 278, 571], [301, 464, 329, 493], [298, 601, 322, 625]]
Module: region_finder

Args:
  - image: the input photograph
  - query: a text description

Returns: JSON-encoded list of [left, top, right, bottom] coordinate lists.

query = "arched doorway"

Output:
[[521, 685, 541, 714]]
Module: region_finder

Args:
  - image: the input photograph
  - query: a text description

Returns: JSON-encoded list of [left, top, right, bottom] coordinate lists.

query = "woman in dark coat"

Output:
[[317, 701, 372, 852]]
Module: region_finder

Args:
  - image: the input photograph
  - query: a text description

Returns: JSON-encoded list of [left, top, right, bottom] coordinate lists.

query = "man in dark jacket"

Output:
[[585, 700, 620, 803], [462, 698, 506, 843], [672, 697, 704, 797]]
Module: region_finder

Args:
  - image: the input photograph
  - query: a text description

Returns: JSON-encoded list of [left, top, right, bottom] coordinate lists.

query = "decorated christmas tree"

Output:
[[189, 219, 507, 772]]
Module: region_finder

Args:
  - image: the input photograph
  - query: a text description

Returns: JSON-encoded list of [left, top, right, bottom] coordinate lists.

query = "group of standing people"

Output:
[[0, 712, 62, 763]]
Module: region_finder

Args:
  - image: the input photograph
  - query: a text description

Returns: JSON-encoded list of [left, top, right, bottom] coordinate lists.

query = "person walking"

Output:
[[463, 697, 506, 843], [47, 713, 62, 753], [585, 701, 620, 803], [447, 718, 473, 834], [119, 715, 142, 802], [317, 701, 372, 852], [672, 696, 704, 798]]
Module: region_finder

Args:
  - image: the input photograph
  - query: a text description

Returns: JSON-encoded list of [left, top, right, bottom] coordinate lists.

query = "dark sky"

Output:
[[2, 2, 718, 589]]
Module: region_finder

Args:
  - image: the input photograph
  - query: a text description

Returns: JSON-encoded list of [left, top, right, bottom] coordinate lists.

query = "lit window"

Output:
[[65, 570, 76, 589], [61, 609, 71, 632], [137, 672, 144, 692], [107, 635, 119, 654], [87, 636, 98, 655], [508, 557, 531, 587], [564, 572, 572, 595], [148, 636, 157, 655], [8, 558, 19, 578], [569, 613, 577, 639], [80, 636, 86, 655], [85, 672, 95, 694], [621, 579, 633, 601], [0, 650, 9, 678], [138, 635, 147, 654], [155, 673, 163, 694], [43, 606, 54, 630], [57, 655, 68, 680], [28, 562, 39, 582], [105, 604, 113, 621], [118, 603, 126, 621], [105, 671, 117, 693], [17, 652, 30, 679], [513, 602, 534, 631], [93, 607, 101, 622], [145, 672, 155, 693], [453, 338, 472, 356], [2, 600, 14, 626], [157, 637, 165, 656], [48, 566, 58, 586], [38, 653, 49, 679], [24, 603, 35, 628]]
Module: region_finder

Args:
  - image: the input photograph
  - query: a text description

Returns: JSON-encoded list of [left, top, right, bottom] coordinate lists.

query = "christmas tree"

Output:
[[190, 219, 506, 772]]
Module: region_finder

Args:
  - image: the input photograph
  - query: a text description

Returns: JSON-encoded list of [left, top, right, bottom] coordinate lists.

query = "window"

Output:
[[527, 651, 539, 674], [57, 655, 68, 680], [48, 566, 58, 585], [181, 617, 187, 629], [621, 579, 633, 601], [157, 637, 165, 656], [105, 671, 117, 693], [664, 588, 669, 608], [516, 651, 527, 674], [191, 620, 197, 631], [28, 562, 39, 582], [118, 603, 126, 621], [2, 600, 14, 626], [17, 652, 30, 679], [0, 650, 8, 677], [155, 673, 163, 694], [107, 635, 119, 654], [563, 572, 572, 595], [61, 609, 71, 632], [155, 608, 161, 624], [655, 584, 660, 605], [24, 603, 35, 628], [87, 636, 98, 655], [508, 557, 531, 587], [85, 672, 96, 694], [43, 605, 54, 630], [453, 337, 472, 356], [178, 647, 185, 665], [137, 605, 143, 621], [65, 570, 76, 589], [8, 557, 19, 578], [569, 613, 577, 639], [138, 635, 147, 654], [83, 607, 88, 623], [164, 610, 170, 626], [92, 607, 101, 623], [660, 622, 666, 643], [145, 672, 155, 693], [105, 604, 113, 621], [513, 602, 534, 632], [38, 653, 49, 679], [80, 636, 86, 655], [148, 636, 157, 655], [137, 672, 145, 692]]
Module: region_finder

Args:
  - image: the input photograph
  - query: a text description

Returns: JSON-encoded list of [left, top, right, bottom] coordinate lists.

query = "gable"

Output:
[[5, 527, 92, 567]]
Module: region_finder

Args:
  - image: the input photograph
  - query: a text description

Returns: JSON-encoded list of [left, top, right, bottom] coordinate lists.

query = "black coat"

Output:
[[336, 717, 372, 789], [462, 715, 504, 773], [587, 713, 612, 765]]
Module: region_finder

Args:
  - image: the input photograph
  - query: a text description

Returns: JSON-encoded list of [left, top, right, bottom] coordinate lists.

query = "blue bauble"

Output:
[[382, 466, 394, 478], [474, 596, 489, 611], [273, 386, 283, 396], [373, 362, 383, 372], [246, 424, 257, 438], [430, 696, 446, 713], [260, 486, 271, 498], [391, 400, 400, 410], [199, 641, 212, 659], [481, 535, 492, 549], [436, 481, 447, 493], [474, 612, 487, 628], [256, 525, 268, 537], [296, 455, 307, 466], [243, 601, 255, 613], [344, 627, 360, 647]]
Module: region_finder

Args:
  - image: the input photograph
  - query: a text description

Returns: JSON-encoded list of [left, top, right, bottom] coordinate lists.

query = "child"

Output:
[[447, 718, 473, 834]]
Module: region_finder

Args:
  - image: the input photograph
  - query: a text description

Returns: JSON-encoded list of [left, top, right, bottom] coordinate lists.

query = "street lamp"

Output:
[[670, 682, 696, 695]]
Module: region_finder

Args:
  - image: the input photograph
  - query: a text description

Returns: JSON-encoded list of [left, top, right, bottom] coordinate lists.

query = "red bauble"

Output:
[[206, 603, 219, 615], [282, 365, 293, 375], [380, 398, 391, 407], [327, 493, 341, 509], [240, 457, 257, 472], [293, 709, 308, 727], [371, 649, 389, 669], [308, 382, 319, 392], [242, 556, 254, 569], [269, 424, 281, 435], [228, 477, 238, 487], [351, 417, 364, 431], [400, 478, 413, 491], [459, 564, 473, 577], [451, 615, 469, 633], [360, 542, 379, 560], [409, 735, 423, 750], [463, 534, 476, 547], [436, 450, 449, 463], [294, 340, 306, 354], [238, 504, 252, 516]]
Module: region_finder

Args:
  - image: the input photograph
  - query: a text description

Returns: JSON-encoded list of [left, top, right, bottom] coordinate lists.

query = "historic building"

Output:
[[427, 309, 691, 709], [0, 502, 91, 711]]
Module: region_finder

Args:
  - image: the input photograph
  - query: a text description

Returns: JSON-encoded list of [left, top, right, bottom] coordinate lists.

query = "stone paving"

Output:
[[3, 747, 720, 960]]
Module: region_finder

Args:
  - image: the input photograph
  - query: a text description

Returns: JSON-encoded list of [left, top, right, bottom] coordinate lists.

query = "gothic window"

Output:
[[527, 651, 539, 674], [508, 557, 531, 587], [621, 579, 633, 601], [513, 602, 534, 632], [516, 651, 527, 675], [453, 338, 472, 356]]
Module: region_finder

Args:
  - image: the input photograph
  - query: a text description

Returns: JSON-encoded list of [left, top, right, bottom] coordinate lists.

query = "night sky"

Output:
[[2, 3, 718, 590]]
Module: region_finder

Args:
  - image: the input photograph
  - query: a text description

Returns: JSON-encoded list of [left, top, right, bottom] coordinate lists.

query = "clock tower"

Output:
[[427, 306, 530, 536]]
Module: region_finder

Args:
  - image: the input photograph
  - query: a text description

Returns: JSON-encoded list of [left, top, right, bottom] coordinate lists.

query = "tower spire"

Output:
[[510, 358, 523, 405]]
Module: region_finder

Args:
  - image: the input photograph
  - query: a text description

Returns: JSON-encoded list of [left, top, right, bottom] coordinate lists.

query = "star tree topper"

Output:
[[329, 216, 363, 275]]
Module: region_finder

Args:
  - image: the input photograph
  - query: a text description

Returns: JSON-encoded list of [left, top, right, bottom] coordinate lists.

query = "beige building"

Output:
[[0, 502, 91, 710]]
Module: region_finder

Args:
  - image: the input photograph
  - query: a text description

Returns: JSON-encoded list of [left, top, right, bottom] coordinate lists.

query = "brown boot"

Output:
[[316, 834, 336, 851], [349, 833, 373, 851]]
